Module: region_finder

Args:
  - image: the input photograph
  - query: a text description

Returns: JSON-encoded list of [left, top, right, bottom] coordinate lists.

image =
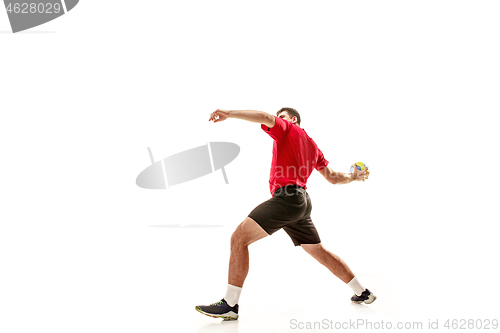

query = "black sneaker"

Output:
[[195, 299, 239, 320], [351, 289, 376, 304]]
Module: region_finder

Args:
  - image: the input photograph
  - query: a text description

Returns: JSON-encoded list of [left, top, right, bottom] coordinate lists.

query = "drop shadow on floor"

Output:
[[196, 319, 239, 333]]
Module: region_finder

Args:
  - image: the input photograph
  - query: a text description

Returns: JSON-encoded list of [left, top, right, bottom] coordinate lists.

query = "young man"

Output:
[[195, 108, 374, 320]]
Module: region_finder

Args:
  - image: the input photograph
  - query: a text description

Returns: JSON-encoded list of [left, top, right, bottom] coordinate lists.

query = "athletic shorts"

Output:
[[248, 185, 321, 246]]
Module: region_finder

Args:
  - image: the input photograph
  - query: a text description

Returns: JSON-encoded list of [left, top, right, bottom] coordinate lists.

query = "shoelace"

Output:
[[209, 300, 224, 306]]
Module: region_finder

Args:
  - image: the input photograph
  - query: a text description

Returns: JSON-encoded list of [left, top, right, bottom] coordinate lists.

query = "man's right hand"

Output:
[[351, 166, 370, 182]]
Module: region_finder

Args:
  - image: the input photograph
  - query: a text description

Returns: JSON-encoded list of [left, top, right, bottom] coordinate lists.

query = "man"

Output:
[[195, 108, 375, 320]]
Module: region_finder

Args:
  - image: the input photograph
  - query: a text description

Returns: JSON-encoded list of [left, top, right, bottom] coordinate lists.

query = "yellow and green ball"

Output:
[[350, 162, 369, 178]]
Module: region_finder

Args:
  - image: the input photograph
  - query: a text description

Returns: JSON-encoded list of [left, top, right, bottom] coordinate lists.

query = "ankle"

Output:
[[224, 284, 242, 307], [347, 277, 366, 296]]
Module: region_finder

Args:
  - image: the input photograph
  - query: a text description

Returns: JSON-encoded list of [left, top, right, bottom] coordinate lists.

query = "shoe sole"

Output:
[[195, 306, 238, 320], [352, 293, 377, 304]]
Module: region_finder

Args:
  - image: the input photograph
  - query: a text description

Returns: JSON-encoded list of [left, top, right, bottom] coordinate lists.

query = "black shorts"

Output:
[[248, 185, 321, 246]]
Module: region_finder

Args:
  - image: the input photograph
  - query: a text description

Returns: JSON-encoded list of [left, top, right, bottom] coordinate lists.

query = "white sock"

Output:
[[347, 277, 366, 296], [224, 284, 242, 307]]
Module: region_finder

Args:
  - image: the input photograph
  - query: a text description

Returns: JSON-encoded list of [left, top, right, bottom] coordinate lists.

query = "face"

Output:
[[278, 111, 298, 125]]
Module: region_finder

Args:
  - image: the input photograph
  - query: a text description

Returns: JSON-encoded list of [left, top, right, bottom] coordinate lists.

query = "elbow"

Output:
[[262, 113, 275, 128]]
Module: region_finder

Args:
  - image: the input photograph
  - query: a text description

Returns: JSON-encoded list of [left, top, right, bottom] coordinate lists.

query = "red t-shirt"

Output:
[[261, 115, 329, 195]]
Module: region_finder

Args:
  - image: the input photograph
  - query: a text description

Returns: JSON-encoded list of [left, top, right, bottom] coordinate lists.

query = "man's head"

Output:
[[276, 107, 301, 126]]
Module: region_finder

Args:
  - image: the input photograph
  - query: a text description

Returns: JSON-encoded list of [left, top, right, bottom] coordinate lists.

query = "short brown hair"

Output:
[[277, 107, 301, 126]]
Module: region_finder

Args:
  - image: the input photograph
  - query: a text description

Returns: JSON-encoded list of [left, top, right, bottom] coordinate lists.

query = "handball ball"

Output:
[[350, 162, 368, 174]]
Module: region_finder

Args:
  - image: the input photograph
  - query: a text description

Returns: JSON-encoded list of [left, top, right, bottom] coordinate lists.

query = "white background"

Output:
[[1, 1, 499, 332]]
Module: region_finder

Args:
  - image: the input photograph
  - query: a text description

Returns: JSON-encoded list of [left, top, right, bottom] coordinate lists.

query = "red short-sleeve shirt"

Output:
[[261, 115, 329, 195]]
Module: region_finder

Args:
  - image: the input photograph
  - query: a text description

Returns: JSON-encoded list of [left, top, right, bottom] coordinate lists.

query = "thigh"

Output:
[[247, 196, 292, 235], [248, 192, 306, 235]]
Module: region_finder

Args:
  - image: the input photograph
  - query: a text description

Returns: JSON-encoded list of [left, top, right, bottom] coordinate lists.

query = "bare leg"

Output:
[[301, 242, 355, 283], [228, 217, 268, 287]]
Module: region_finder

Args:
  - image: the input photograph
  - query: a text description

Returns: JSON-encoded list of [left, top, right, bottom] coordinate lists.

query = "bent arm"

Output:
[[318, 165, 354, 185], [227, 110, 276, 128]]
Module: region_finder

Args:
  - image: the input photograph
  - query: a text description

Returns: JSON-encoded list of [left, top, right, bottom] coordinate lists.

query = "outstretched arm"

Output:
[[318, 165, 369, 185], [209, 109, 275, 128]]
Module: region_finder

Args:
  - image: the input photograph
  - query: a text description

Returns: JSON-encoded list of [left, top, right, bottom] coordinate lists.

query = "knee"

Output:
[[230, 229, 248, 249], [302, 243, 326, 257]]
